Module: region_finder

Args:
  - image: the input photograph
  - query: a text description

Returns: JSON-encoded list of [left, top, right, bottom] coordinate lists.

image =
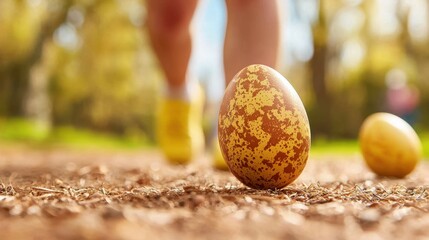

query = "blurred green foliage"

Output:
[[49, 0, 154, 135], [0, 0, 161, 144]]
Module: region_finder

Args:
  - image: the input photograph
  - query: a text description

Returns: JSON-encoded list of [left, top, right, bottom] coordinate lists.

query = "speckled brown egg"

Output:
[[218, 64, 311, 190]]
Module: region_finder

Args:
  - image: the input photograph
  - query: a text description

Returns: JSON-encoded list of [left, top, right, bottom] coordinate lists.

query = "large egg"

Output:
[[218, 64, 311, 189], [359, 112, 422, 178]]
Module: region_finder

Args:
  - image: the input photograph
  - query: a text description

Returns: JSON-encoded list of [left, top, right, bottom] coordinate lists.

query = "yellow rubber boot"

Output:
[[156, 90, 205, 164]]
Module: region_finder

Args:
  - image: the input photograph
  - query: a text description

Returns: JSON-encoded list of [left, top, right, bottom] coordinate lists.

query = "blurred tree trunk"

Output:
[[7, 61, 32, 117], [0, 58, 33, 117], [0, 1, 72, 119], [310, 1, 331, 137]]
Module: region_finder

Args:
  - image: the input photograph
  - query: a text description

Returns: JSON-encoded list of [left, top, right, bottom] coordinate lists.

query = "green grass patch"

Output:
[[419, 132, 429, 159], [311, 138, 359, 156], [1, 118, 429, 158], [45, 127, 151, 150], [0, 118, 151, 150], [311, 134, 429, 159], [0, 118, 49, 141]]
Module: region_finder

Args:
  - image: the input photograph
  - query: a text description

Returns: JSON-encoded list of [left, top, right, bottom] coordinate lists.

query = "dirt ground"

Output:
[[1, 146, 429, 240]]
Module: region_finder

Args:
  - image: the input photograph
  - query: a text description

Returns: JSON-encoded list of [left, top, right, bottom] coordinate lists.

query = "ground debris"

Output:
[[1, 149, 429, 239]]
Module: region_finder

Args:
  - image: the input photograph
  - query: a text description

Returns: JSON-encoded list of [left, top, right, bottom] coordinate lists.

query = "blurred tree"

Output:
[[49, 0, 160, 140], [309, 0, 331, 137], [396, 0, 429, 128], [305, 0, 429, 137], [0, 0, 72, 118]]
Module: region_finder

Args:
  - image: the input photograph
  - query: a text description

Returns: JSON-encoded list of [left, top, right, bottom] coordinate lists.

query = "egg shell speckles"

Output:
[[218, 64, 311, 190], [359, 112, 422, 178]]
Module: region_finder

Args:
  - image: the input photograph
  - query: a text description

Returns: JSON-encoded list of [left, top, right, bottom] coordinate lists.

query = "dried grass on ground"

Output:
[[1, 147, 429, 240]]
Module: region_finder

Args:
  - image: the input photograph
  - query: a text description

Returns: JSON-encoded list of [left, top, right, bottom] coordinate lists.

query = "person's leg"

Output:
[[147, 0, 204, 164], [223, 0, 282, 84], [146, 0, 198, 90], [214, 0, 282, 169]]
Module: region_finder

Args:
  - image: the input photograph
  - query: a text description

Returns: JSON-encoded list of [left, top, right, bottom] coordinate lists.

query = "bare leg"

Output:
[[146, 0, 198, 89], [224, 0, 282, 84], [147, 0, 204, 164]]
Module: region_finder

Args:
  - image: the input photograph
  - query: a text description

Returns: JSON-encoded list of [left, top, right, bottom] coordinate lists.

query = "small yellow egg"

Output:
[[218, 64, 311, 189], [359, 112, 422, 178]]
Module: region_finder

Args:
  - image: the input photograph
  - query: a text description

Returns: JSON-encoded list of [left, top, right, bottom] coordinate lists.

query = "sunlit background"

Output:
[[0, 0, 428, 153]]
